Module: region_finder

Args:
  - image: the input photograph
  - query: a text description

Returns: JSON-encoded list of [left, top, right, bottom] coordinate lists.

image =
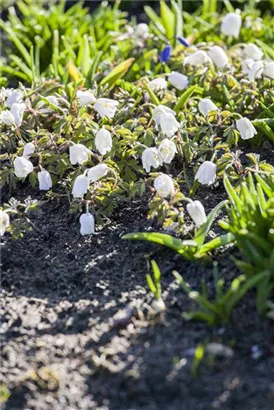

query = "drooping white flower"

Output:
[[136, 23, 149, 39], [198, 99, 218, 116], [0, 110, 15, 126], [236, 118, 257, 140], [147, 78, 167, 92], [6, 89, 24, 108], [0, 210, 10, 236], [221, 13, 242, 38], [168, 71, 189, 90], [184, 50, 211, 66], [87, 164, 108, 182], [187, 200, 207, 226], [11, 103, 26, 126], [23, 142, 35, 158], [142, 147, 162, 173], [76, 90, 96, 107], [95, 128, 112, 155], [248, 61, 264, 81], [195, 161, 217, 186], [152, 105, 176, 125], [154, 174, 175, 198], [207, 46, 229, 68], [94, 98, 118, 118], [80, 212, 95, 235], [38, 170, 52, 190], [263, 61, 274, 79], [14, 156, 34, 178], [159, 113, 180, 138], [241, 58, 255, 74], [158, 139, 177, 164], [244, 43, 263, 61], [69, 144, 90, 165], [38, 96, 59, 113], [72, 174, 89, 198]]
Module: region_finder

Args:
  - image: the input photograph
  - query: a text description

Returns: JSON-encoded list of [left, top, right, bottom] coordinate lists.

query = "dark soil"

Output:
[[1, 144, 274, 410]]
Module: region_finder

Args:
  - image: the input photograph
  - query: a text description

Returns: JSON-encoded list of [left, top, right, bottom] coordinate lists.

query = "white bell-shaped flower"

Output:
[[87, 164, 108, 182], [241, 58, 255, 73], [76, 90, 96, 107], [159, 113, 179, 138], [80, 212, 95, 235], [0, 110, 15, 126], [142, 147, 162, 173], [136, 23, 149, 39], [158, 139, 177, 164], [95, 128, 112, 155], [187, 200, 207, 226], [207, 46, 229, 68], [94, 98, 118, 118], [0, 210, 10, 236], [244, 43, 263, 61], [168, 72, 189, 90], [221, 13, 242, 38], [23, 142, 35, 158], [152, 105, 176, 125], [198, 99, 218, 116], [6, 89, 24, 108], [38, 170, 52, 191], [147, 78, 167, 92], [184, 50, 211, 66], [154, 174, 175, 198], [263, 61, 274, 79], [72, 174, 89, 198], [14, 156, 34, 178], [69, 144, 90, 165], [248, 61, 264, 81], [195, 161, 217, 186], [10, 103, 26, 126], [236, 118, 257, 140]]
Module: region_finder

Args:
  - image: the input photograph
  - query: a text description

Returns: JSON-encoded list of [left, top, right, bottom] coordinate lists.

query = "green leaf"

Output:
[[122, 232, 186, 254], [224, 175, 242, 211], [174, 86, 203, 113], [151, 259, 161, 282], [196, 233, 235, 257], [143, 81, 161, 106], [146, 274, 157, 295], [160, 0, 175, 40], [100, 58, 135, 87]]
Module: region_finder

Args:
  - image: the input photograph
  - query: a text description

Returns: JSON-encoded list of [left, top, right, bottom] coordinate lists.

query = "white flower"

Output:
[[0, 210, 10, 236], [168, 71, 189, 90], [158, 139, 177, 164], [10, 103, 26, 126], [195, 161, 217, 186], [23, 142, 35, 158], [0, 110, 15, 126], [87, 164, 108, 182], [198, 99, 218, 116], [241, 58, 254, 74], [147, 78, 167, 92], [184, 50, 211, 66], [248, 61, 264, 81], [14, 156, 34, 178], [187, 200, 207, 226], [142, 147, 162, 173], [154, 174, 175, 198], [95, 128, 112, 155], [38, 170, 52, 190], [136, 23, 149, 39], [244, 43, 263, 61], [263, 61, 274, 79], [221, 13, 242, 38], [69, 144, 90, 165], [94, 98, 118, 118], [38, 96, 59, 113], [159, 113, 179, 137], [76, 90, 96, 107], [207, 46, 228, 68], [236, 117, 257, 140], [152, 105, 176, 125], [80, 212, 95, 235], [6, 89, 24, 108], [72, 174, 89, 198]]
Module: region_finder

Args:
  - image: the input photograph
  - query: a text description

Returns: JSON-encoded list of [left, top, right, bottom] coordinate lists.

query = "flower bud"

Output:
[[221, 13, 242, 38], [184, 50, 211, 66], [87, 164, 108, 182], [136, 23, 149, 39], [14, 156, 34, 178], [207, 46, 229, 68], [159, 45, 172, 63], [0, 210, 10, 236], [244, 43, 263, 61], [72, 174, 89, 198], [80, 212, 95, 235], [142, 147, 162, 173], [38, 170, 52, 190], [168, 71, 189, 90], [76, 90, 96, 107], [154, 174, 175, 198], [148, 78, 167, 92], [236, 118, 257, 140], [187, 200, 207, 226], [195, 161, 217, 186], [158, 139, 177, 164], [6, 89, 24, 108], [198, 99, 218, 116], [69, 144, 90, 165], [23, 142, 35, 158], [159, 113, 179, 137], [95, 128, 112, 155], [177, 36, 190, 47], [94, 98, 119, 118]]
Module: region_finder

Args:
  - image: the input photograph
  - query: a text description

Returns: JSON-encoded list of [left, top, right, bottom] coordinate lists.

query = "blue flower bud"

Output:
[[159, 45, 172, 63], [177, 36, 190, 47]]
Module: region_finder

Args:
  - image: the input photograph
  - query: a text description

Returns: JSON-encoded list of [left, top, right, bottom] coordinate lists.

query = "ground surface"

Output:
[[1, 157, 274, 410]]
